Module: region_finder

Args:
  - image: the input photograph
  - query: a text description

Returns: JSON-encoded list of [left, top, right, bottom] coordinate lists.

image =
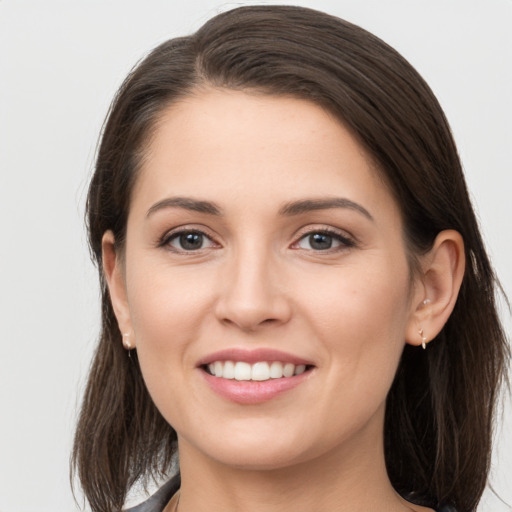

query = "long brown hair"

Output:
[[72, 6, 509, 511]]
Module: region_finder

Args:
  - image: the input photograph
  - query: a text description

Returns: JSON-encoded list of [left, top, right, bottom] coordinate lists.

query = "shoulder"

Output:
[[124, 474, 180, 512]]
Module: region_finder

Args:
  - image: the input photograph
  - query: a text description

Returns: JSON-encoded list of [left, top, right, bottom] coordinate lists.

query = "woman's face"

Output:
[[110, 89, 424, 470]]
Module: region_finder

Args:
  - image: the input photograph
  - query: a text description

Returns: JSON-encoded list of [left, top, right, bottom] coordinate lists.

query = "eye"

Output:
[[163, 230, 217, 252], [294, 230, 355, 251]]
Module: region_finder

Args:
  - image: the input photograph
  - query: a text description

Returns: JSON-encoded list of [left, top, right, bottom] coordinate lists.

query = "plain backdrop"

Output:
[[0, 1, 510, 511]]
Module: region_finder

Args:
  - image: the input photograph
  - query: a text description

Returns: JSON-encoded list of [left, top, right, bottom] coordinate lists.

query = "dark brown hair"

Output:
[[72, 5, 509, 512]]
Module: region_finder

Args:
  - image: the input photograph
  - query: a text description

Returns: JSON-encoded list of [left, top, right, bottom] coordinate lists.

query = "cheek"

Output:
[[295, 258, 411, 392], [124, 265, 213, 428], [127, 259, 211, 334], [288, 267, 410, 446], [124, 261, 216, 387], [299, 258, 411, 341]]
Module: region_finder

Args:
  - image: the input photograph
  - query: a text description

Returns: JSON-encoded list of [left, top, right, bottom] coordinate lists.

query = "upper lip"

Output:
[[197, 348, 314, 367]]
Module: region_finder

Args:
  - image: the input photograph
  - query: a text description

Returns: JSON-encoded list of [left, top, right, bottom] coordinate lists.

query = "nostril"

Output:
[[218, 311, 287, 331]]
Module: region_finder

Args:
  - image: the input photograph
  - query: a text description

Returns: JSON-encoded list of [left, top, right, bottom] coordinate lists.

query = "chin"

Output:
[[179, 423, 318, 471], [207, 444, 313, 471]]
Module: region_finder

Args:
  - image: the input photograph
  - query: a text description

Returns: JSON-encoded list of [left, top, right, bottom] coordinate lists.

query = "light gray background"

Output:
[[0, 1, 510, 511]]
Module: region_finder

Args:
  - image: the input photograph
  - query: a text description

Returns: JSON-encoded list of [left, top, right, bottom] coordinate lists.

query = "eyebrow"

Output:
[[146, 197, 222, 217], [146, 196, 373, 221], [279, 198, 374, 221]]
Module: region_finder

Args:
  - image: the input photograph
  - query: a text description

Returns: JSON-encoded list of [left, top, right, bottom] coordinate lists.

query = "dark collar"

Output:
[[125, 474, 180, 512]]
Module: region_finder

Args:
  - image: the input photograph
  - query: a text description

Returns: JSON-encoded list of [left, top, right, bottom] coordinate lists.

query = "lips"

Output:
[[197, 348, 315, 404]]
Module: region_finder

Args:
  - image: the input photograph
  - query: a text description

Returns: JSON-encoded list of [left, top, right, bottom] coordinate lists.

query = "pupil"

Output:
[[180, 233, 203, 250], [310, 233, 332, 250]]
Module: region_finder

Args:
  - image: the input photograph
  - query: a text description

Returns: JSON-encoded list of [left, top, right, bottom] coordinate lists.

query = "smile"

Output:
[[206, 361, 308, 381], [198, 349, 315, 404]]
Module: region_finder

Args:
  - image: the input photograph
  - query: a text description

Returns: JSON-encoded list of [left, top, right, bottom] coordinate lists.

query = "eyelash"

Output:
[[159, 226, 356, 254]]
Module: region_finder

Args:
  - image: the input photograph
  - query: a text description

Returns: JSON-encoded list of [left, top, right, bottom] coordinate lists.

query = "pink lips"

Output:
[[197, 348, 314, 405]]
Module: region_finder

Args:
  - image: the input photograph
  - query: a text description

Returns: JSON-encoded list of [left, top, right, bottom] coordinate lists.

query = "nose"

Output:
[[214, 248, 292, 332]]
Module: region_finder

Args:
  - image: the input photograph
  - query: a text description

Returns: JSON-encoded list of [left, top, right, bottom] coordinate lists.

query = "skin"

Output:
[[103, 89, 464, 512]]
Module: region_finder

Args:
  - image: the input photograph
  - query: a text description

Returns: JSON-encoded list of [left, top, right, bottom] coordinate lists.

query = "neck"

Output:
[[174, 407, 423, 512]]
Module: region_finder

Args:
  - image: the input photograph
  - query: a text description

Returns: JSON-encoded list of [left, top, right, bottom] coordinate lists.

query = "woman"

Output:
[[72, 5, 509, 512]]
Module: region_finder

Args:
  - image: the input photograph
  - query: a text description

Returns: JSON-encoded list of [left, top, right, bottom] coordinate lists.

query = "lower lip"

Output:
[[201, 369, 312, 404]]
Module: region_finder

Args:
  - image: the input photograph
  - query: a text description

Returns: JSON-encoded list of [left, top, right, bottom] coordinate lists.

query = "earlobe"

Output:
[[406, 230, 465, 348], [102, 231, 135, 348]]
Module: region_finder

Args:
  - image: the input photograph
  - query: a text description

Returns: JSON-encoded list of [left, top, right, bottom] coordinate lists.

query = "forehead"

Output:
[[132, 88, 397, 219]]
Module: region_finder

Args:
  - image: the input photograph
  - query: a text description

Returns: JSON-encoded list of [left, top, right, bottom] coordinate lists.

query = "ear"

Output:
[[102, 230, 135, 348], [405, 230, 465, 348]]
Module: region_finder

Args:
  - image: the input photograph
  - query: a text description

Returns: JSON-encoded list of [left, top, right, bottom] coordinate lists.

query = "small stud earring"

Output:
[[422, 299, 431, 306], [418, 328, 427, 350], [123, 333, 132, 350]]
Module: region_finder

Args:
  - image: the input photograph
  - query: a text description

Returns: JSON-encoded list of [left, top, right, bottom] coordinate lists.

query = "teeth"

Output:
[[223, 360, 235, 379], [207, 361, 309, 381], [234, 362, 251, 381], [269, 361, 283, 378], [283, 363, 294, 378], [294, 364, 306, 376], [251, 362, 270, 381]]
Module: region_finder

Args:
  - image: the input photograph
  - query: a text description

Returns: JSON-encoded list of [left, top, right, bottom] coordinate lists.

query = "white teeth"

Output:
[[206, 360, 309, 381], [223, 360, 235, 379], [283, 363, 295, 378], [269, 361, 283, 378], [294, 364, 306, 376], [234, 361, 252, 381], [251, 362, 270, 381]]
